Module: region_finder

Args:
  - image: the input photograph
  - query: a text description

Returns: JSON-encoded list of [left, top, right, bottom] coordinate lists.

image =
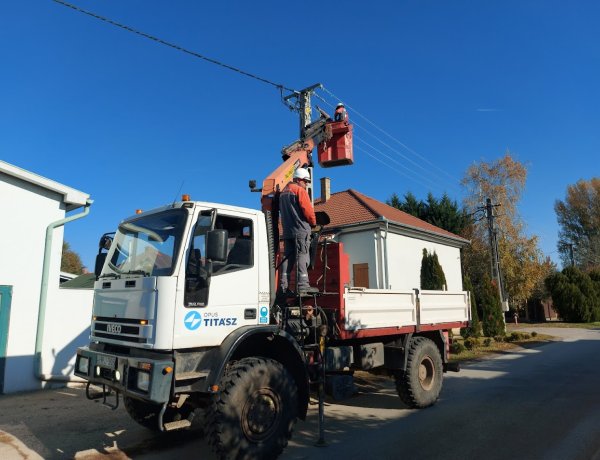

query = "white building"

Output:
[[315, 180, 469, 291], [0, 161, 93, 393]]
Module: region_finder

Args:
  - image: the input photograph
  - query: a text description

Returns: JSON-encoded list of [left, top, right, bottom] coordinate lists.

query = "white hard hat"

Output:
[[293, 167, 311, 182], [336, 102, 345, 107]]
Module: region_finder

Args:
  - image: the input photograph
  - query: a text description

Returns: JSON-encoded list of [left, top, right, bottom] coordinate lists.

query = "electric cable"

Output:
[[320, 86, 461, 184], [355, 145, 449, 194], [55, 0, 461, 196], [52, 0, 295, 93], [355, 136, 447, 192], [314, 93, 457, 191], [315, 91, 459, 193]]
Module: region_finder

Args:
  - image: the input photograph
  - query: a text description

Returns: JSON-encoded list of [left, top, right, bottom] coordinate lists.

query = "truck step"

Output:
[[163, 419, 192, 431], [176, 371, 208, 380]]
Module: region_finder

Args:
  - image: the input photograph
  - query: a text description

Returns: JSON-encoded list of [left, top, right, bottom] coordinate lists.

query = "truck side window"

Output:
[[184, 214, 212, 307], [213, 215, 253, 275]]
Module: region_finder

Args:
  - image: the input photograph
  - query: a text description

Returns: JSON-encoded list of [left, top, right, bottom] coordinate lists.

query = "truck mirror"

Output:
[[94, 253, 107, 278], [315, 211, 330, 226], [206, 229, 228, 263], [99, 233, 113, 251]]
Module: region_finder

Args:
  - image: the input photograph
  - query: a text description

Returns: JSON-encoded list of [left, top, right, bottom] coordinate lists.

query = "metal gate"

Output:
[[0, 285, 12, 394]]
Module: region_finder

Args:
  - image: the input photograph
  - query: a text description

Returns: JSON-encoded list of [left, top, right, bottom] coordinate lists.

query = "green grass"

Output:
[[449, 332, 555, 363]]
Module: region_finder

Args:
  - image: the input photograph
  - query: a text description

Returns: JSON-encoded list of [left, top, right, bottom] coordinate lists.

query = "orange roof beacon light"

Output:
[[135, 209, 143, 215], [182, 194, 191, 201]]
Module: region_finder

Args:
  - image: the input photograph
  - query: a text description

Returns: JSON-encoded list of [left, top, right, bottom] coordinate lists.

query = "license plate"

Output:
[[97, 354, 116, 368]]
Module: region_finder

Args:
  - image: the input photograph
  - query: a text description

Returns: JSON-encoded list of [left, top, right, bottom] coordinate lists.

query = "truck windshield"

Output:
[[101, 208, 188, 278]]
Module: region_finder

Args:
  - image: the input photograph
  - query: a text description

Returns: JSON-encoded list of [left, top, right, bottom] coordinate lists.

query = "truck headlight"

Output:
[[137, 371, 150, 392], [78, 356, 89, 375]]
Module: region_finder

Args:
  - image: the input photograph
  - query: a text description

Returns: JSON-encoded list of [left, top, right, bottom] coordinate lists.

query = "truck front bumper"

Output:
[[74, 346, 174, 404]]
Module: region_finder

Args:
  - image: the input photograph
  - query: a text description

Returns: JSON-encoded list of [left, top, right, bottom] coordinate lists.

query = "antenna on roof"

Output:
[[172, 180, 185, 207]]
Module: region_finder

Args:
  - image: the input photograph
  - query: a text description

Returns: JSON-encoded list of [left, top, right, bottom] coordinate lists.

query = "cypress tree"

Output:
[[421, 249, 447, 290], [431, 251, 447, 290], [478, 273, 505, 337], [461, 275, 481, 338]]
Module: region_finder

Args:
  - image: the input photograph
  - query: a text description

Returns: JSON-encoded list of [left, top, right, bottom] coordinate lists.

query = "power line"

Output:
[[357, 146, 451, 194], [320, 86, 461, 185], [54, 0, 463, 196], [314, 90, 459, 194], [52, 0, 295, 93], [354, 136, 449, 193]]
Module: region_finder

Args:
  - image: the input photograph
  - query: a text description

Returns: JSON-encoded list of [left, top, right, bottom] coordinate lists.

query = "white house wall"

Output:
[[338, 231, 379, 288], [0, 172, 92, 393], [386, 232, 463, 291], [43, 287, 93, 378]]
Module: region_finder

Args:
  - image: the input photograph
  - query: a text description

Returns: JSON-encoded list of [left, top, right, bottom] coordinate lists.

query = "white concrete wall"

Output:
[[43, 287, 93, 378], [0, 173, 92, 393], [338, 227, 463, 292], [385, 233, 463, 291], [338, 231, 379, 288]]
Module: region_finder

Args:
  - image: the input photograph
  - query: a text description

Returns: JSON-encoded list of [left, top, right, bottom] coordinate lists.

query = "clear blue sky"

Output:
[[2, 0, 599, 271]]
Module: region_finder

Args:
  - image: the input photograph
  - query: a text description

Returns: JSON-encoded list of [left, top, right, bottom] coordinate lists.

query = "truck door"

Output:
[[175, 211, 259, 348]]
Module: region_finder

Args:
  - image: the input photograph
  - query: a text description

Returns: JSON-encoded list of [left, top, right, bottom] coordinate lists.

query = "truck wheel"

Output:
[[207, 357, 298, 460], [395, 336, 443, 408]]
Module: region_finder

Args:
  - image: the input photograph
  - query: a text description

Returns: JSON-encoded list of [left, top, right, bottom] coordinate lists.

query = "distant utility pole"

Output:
[[485, 198, 508, 320]]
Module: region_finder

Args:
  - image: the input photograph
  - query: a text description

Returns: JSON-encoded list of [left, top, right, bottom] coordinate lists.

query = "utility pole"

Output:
[[485, 198, 508, 324], [283, 83, 322, 202]]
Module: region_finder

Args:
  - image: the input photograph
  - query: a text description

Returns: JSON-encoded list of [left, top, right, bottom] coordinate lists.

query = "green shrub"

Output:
[[494, 335, 505, 343], [461, 275, 481, 338], [478, 274, 505, 337], [507, 332, 530, 342], [506, 332, 520, 342], [450, 341, 466, 354], [531, 331, 538, 337], [464, 337, 480, 350]]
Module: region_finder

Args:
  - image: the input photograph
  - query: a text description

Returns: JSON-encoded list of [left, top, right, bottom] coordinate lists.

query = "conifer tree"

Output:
[[420, 249, 447, 290], [461, 275, 481, 338], [478, 273, 505, 337]]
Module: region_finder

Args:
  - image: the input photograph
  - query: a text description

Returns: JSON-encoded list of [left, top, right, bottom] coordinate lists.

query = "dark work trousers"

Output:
[[280, 233, 311, 291]]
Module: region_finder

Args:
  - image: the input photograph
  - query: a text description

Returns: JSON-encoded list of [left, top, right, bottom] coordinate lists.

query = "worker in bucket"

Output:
[[279, 167, 318, 295], [334, 102, 348, 122]]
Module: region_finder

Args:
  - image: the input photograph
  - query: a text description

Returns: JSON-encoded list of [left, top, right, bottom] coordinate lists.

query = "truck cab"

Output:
[[90, 201, 271, 351], [75, 200, 309, 422]]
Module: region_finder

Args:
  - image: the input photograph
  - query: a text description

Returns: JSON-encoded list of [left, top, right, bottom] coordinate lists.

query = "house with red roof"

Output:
[[314, 178, 469, 292]]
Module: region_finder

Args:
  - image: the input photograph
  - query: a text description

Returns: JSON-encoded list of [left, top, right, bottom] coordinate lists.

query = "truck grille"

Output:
[[92, 317, 151, 345]]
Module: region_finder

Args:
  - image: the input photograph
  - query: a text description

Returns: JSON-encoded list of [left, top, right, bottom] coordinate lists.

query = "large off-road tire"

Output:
[[395, 336, 443, 408], [207, 357, 298, 460]]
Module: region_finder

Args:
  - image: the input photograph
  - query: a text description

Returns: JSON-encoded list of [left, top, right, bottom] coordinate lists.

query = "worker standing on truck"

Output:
[[334, 102, 348, 122], [279, 167, 318, 295]]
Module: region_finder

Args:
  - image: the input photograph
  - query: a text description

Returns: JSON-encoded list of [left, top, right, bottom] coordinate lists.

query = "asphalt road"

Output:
[[1, 327, 599, 460]]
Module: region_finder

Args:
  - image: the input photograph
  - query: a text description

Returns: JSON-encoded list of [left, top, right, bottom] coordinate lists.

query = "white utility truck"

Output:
[[75, 98, 470, 459]]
